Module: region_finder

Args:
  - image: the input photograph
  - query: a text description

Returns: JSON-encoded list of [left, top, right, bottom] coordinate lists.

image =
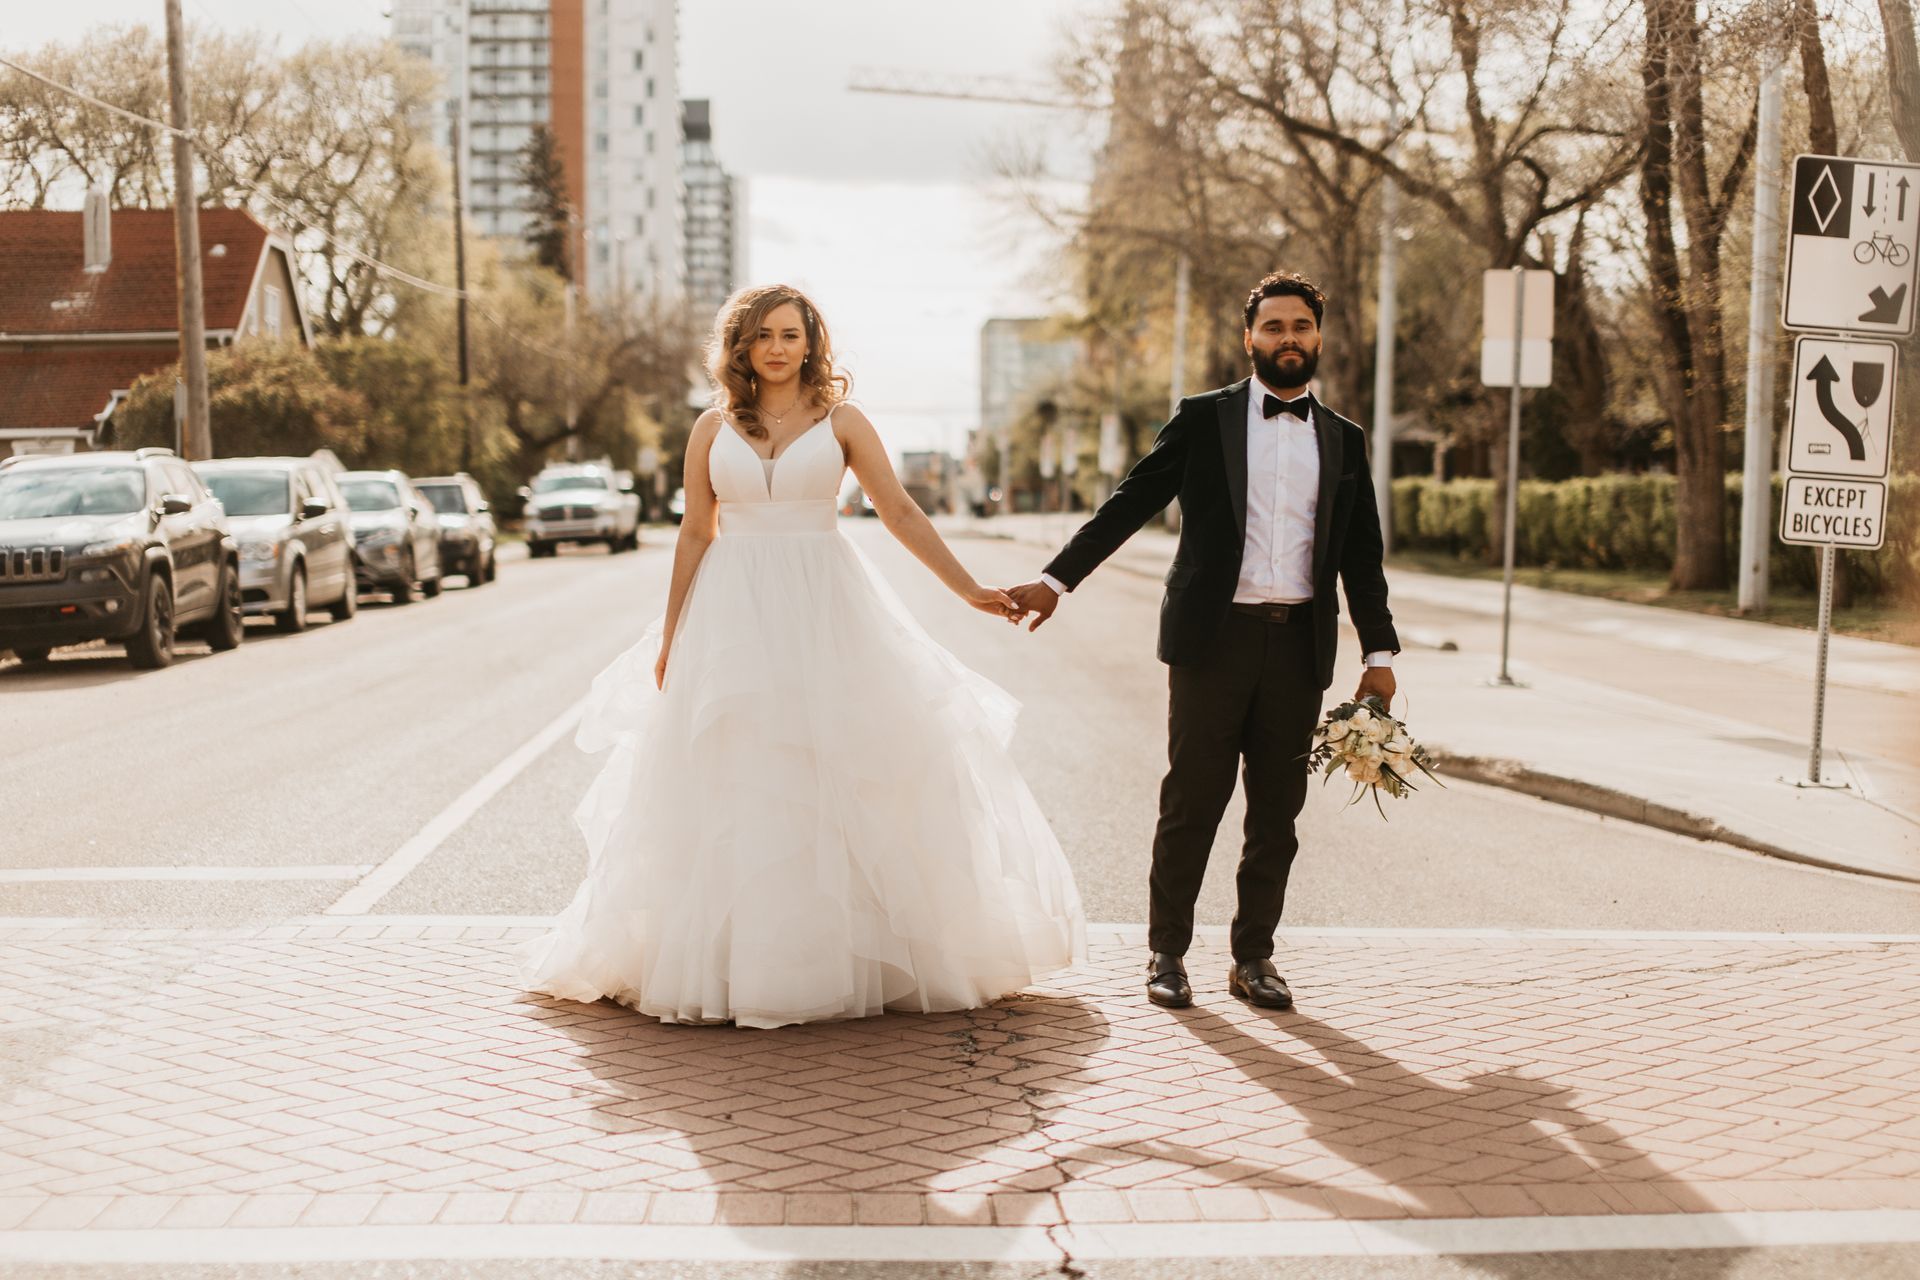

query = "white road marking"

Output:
[[3, 1212, 1919, 1264], [0, 866, 372, 883], [324, 695, 587, 916]]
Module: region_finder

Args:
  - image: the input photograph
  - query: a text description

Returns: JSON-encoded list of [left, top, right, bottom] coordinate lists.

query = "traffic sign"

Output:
[[1783, 335, 1898, 480], [1779, 476, 1887, 549], [1480, 269, 1554, 387], [1782, 153, 1920, 335]]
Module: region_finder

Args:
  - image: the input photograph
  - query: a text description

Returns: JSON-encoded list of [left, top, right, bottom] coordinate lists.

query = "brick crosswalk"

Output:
[[3, 921, 1919, 1236]]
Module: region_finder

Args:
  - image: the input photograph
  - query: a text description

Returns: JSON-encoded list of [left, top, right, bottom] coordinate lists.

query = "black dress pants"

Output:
[[1147, 608, 1324, 961]]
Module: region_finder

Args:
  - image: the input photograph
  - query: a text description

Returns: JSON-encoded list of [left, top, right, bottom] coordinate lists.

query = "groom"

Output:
[[1007, 271, 1399, 1011]]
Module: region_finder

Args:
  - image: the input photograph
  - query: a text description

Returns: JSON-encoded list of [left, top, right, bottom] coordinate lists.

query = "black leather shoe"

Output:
[[1229, 959, 1294, 1010], [1146, 952, 1192, 1008]]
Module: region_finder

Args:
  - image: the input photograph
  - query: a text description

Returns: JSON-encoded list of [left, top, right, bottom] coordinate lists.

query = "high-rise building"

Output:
[[681, 99, 747, 325], [392, 0, 683, 306]]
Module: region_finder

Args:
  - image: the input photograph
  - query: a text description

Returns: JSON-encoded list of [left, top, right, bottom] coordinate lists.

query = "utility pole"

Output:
[[1372, 168, 1400, 554], [163, 0, 210, 460], [1738, 56, 1788, 613], [449, 101, 474, 470], [563, 279, 579, 462]]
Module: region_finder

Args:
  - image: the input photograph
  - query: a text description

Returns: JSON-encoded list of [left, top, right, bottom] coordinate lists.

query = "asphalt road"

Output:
[[5, 524, 1918, 935]]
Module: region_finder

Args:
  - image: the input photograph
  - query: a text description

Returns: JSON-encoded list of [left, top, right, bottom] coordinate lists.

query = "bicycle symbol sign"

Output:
[[1783, 153, 1920, 336]]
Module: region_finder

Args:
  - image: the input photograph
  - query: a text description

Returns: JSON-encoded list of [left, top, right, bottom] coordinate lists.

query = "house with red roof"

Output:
[[0, 196, 312, 458]]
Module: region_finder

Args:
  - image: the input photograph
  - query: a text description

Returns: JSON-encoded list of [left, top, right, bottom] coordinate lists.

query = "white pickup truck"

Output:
[[521, 464, 642, 557]]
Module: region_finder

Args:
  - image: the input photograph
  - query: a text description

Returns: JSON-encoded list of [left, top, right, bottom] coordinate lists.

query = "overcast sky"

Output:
[[7, 1, 1103, 458]]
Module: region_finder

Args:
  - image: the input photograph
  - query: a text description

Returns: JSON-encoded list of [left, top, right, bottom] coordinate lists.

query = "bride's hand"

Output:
[[965, 583, 1025, 622], [654, 647, 669, 690]]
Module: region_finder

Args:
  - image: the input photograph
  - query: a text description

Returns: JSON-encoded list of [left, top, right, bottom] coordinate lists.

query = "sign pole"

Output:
[[1497, 265, 1524, 686], [1807, 543, 1836, 784]]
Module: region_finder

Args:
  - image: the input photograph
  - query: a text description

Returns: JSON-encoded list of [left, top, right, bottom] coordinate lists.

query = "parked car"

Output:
[[193, 456, 357, 631], [413, 473, 497, 586], [667, 487, 686, 524], [337, 470, 443, 603], [0, 448, 243, 669], [520, 463, 641, 556]]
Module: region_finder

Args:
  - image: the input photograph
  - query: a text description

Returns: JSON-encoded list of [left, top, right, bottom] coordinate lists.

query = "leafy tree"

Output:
[[518, 124, 571, 281], [109, 344, 369, 458]]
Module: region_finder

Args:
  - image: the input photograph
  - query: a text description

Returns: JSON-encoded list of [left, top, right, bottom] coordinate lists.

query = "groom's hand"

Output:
[[1005, 581, 1059, 632], [1355, 666, 1397, 710]]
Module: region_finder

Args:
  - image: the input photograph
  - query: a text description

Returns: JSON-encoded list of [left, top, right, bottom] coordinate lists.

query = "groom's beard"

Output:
[[1252, 343, 1319, 391]]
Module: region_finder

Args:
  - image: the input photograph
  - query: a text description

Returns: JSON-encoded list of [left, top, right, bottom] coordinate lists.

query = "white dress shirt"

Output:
[[1041, 376, 1391, 669]]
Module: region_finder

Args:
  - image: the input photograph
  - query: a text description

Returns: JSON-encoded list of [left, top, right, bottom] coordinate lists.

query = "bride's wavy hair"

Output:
[[705, 284, 851, 440]]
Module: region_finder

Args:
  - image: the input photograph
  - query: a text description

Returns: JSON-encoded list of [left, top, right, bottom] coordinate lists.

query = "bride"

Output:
[[519, 284, 1087, 1028]]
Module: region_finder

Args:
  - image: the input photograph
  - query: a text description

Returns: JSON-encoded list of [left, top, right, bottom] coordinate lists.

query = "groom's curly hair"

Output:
[[1244, 271, 1326, 329]]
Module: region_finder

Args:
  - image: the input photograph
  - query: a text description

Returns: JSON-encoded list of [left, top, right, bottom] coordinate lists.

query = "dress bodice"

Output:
[[709, 405, 846, 505]]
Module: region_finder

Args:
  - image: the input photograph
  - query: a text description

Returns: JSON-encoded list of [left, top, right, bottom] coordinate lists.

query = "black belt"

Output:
[[1231, 600, 1312, 623]]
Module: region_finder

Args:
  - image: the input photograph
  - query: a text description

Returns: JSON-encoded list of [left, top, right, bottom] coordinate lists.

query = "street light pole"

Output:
[[163, 0, 210, 460], [448, 101, 474, 470], [1372, 169, 1399, 554], [1738, 57, 1787, 613]]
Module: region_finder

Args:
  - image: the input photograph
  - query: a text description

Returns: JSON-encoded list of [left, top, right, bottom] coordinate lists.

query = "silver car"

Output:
[[521, 464, 641, 557], [413, 473, 498, 586], [194, 457, 358, 632], [338, 470, 443, 604]]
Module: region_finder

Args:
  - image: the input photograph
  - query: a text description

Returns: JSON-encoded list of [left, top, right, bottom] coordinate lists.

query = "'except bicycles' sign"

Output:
[[1782, 153, 1920, 336]]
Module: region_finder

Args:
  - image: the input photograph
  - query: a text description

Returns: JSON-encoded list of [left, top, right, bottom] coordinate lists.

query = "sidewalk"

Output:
[[4, 917, 1919, 1267], [943, 513, 1920, 884]]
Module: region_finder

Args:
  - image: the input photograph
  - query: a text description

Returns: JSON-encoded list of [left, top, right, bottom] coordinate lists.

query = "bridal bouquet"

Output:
[[1305, 696, 1442, 817]]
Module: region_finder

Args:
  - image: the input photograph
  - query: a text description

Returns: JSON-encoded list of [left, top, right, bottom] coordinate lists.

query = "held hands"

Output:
[[1355, 665, 1396, 710], [1004, 581, 1059, 632], [965, 583, 1025, 622]]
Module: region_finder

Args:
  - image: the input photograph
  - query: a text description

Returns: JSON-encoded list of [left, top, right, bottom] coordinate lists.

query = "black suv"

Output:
[[0, 449, 244, 669]]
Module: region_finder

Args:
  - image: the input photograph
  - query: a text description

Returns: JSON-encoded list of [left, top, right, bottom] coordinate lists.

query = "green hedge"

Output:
[[1389, 473, 1920, 601]]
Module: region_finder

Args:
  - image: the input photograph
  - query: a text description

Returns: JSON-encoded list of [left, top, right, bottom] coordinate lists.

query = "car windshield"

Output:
[[340, 479, 402, 512], [534, 473, 605, 493], [417, 485, 467, 513], [202, 471, 290, 516], [0, 468, 146, 519]]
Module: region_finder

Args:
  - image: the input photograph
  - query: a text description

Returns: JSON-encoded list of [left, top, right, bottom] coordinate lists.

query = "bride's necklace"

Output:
[[759, 393, 808, 428]]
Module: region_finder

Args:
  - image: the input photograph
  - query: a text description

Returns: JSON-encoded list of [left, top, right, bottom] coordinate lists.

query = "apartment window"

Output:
[[632, 105, 644, 126], [646, 77, 654, 99], [647, 188, 655, 210], [632, 49, 643, 71], [596, 133, 608, 154], [646, 131, 654, 154], [633, 216, 645, 236]]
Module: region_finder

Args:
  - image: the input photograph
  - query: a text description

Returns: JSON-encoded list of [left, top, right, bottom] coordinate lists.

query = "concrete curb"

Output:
[[1435, 752, 1920, 887]]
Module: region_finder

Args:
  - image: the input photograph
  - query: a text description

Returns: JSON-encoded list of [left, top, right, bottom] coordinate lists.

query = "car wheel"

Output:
[[484, 551, 498, 582], [12, 646, 52, 665], [422, 572, 443, 598], [205, 563, 246, 651], [390, 552, 416, 604], [329, 571, 358, 621], [275, 565, 309, 633], [126, 575, 176, 670], [625, 529, 641, 551], [529, 540, 554, 559]]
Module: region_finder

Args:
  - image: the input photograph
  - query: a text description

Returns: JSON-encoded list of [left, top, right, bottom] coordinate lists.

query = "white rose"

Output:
[[1326, 719, 1352, 741], [1349, 707, 1373, 726], [1386, 736, 1412, 755], [1346, 759, 1369, 781], [1362, 761, 1382, 782], [1365, 720, 1390, 743]]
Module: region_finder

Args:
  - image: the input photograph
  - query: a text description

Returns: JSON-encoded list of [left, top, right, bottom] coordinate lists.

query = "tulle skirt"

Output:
[[517, 519, 1087, 1029]]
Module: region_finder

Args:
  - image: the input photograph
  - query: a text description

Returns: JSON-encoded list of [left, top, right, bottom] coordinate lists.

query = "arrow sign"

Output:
[[1807, 356, 1867, 460], [1902, 176, 1911, 220], [1861, 282, 1909, 326], [1866, 172, 1878, 216]]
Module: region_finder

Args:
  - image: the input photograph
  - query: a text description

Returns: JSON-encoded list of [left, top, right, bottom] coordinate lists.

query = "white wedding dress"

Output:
[[518, 406, 1087, 1028]]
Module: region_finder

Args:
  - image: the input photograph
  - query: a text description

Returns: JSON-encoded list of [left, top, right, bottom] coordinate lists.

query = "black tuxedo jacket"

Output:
[[1042, 379, 1398, 689]]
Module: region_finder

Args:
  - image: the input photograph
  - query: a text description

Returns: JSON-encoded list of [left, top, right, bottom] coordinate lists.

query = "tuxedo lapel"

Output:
[[1218, 379, 1250, 548], [1311, 400, 1342, 580]]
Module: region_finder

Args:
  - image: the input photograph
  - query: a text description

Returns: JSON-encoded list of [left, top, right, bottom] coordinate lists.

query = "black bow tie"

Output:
[[1262, 394, 1311, 421]]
